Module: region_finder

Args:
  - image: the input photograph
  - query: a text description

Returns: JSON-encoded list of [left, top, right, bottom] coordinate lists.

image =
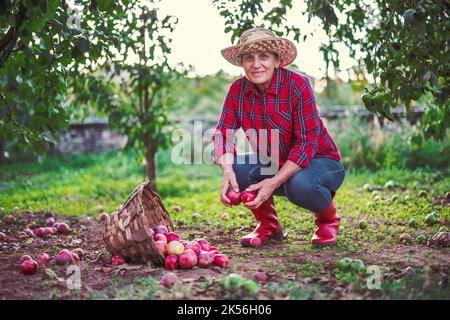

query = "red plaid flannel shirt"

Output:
[[212, 67, 341, 168]]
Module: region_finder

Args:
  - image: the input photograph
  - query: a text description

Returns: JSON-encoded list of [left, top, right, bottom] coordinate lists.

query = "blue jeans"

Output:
[[232, 153, 346, 212]]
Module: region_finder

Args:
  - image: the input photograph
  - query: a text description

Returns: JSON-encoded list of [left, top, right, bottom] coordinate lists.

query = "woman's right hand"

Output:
[[220, 170, 239, 208]]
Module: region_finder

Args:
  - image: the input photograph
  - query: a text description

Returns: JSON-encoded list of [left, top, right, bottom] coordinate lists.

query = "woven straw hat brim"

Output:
[[221, 37, 297, 67]]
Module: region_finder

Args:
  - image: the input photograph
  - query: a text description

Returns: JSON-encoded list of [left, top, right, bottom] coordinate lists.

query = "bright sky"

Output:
[[158, 0, 359, 80]]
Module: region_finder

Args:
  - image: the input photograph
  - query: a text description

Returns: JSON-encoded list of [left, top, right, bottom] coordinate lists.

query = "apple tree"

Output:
[[212, 0, 449, 142], [0, 0, 134, 158]]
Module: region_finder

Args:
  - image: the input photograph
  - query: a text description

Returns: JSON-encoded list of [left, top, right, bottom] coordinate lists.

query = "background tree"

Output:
[[212, 0, 449, 142], [70, 4, 187, 187], [0, 0, 133, 159]]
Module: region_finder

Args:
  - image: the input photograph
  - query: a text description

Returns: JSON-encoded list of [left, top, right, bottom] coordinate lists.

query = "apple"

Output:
[[241, 191, 257, 203], [254, 271, 268, 282], [172, 206, 182, 212], [165, 254, 179, 270], [24, 228, 34, 236], [0, 232, 6, 241], [99, 213, 108, 221], [53, 222, 61, 230], [250, 237, 262, 247], [34, 228, 44, 237], [425, 212, 438, 225], [45, 218, 55, 227], [358, 220, 368, 230], [20, 255, 32, 264], [72, 248, 84, 260], [56, 250, 73, 265], [196, 239, 211, 252], [166, 232, 180, 243], [37, 253, 51, 264], [197, 251, 214, 268], [338, 257, 352, 271], [21, 260, 38, 275], [166, 241, 185, 256], [185, 241, 201, 255], [71, 252, 80, 261], [17, 231, 28, 239], [178, 249, 198, 269], [111, 255, 126, 266], [154, 225, 168, 235], [154, 233, 167, 243], [227, 191, 242, 206], [155, 240, 167, 256], [399, 233, 412, 243], [161, 272, 178, 288], [214, 254, 230, 268], [43, 227, 54, 236], [27, 221, 37, 228], [179, 239, 188, 246], [220, 213, 229, 220], [416, 234, 427, 243], [209, 250, 220, 257], [4, 215, 16, 224], [57, 223, 71, 234]]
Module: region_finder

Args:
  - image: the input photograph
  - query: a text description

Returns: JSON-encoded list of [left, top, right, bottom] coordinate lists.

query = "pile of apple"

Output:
[[32, 217, 71, 238], [19, 248, 84, 275], [151, 225, 230, 270]]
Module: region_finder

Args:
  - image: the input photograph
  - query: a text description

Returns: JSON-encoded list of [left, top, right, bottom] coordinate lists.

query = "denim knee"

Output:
[[284, 174, 330, 212]]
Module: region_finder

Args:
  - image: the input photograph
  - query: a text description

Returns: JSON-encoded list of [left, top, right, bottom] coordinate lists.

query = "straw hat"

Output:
[[221, 27, 297, 67]]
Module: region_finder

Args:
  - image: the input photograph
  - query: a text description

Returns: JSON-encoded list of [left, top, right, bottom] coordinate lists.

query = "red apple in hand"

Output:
[[214, 254, 230, 268], [165, 254, 179, 270], [241, 191, 257, 203], [197, 251, 214, 268], [21, 260, 38, 275], [227, 191, 242, 206], [179, 249, 198, 269]]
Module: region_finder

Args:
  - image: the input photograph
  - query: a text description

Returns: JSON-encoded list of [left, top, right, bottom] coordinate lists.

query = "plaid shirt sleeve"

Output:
[[211, 83, 241, 164], [287, 78, 321, 168]]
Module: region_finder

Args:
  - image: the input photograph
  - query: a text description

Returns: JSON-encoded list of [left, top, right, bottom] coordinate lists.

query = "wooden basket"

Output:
[[101, 181, 173, 265]]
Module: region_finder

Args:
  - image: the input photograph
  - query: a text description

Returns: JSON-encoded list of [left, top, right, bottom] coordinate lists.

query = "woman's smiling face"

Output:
[[241, 51, 280, 94]]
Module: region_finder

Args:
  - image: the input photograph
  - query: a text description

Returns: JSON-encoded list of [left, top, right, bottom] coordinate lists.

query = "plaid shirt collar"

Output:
[[243, 67, 282, 97]]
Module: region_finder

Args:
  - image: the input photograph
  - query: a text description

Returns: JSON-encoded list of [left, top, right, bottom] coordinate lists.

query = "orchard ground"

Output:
[[0, 151, 449, 299]]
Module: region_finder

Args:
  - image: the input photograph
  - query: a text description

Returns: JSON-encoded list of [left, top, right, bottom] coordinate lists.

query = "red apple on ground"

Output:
[[161, 272, 178, 288], [227, 191, 242, 206], [17, 231, 28, 239], [27, 221, 36, 228], [172, 206, 182, 212], [155, 240, 167, 256], [154, 225, 168, 235], [55, 250, 73, 265], [179, 240, 188, 246], [0, 232, 6, 241], [154, 233, 167, 243], [166, 241, 185, 256], [166, 232, 180, 243], [20, 255, 32, 264], [34, 228, 44, 237], [241, 191, 257, 203], [99, 213, 108, 221], [210, 246, 218, 251], [255, 271, 268, 282], [185, 241, 201, 255], [45, 218, 55, 227], [21, 260, 38, 275], [178, 249, 198, 269], [196, 239, 211, 252], [24, 228, 34, 236], [209, 250, 220, 257], [43, 227, 54, 236], [53, 222, 61, 230], [4, 215, 16, 224], [214, 254, 230, 268], [37, 253, 51, 264], [220, 212, 229, 220], [57, 223, 71, 234], [197, 251, 214, 268], [191, 212, 201, 219], [165, 254, 179, 270], [111, 255, 126, 266], [250, 237, 262, 247]]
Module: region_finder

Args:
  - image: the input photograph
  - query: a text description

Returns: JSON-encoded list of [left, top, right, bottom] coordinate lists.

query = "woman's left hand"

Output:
[[244, 178, 278, 209]]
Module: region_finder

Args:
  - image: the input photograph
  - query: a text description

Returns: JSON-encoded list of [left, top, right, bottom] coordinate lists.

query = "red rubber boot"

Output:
[[311, 194, 340, 245], [240, 195, 283, 247]]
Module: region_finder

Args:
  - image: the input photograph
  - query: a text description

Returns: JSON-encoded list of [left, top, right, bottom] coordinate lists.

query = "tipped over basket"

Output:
[[101, 181, 173, 265]]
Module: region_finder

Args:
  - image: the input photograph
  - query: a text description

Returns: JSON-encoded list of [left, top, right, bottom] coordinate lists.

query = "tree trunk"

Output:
[[144, 131, 156, 188]]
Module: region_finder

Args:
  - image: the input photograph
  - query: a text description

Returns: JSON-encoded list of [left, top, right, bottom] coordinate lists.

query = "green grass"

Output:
[[0, 149, 449, 250]]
